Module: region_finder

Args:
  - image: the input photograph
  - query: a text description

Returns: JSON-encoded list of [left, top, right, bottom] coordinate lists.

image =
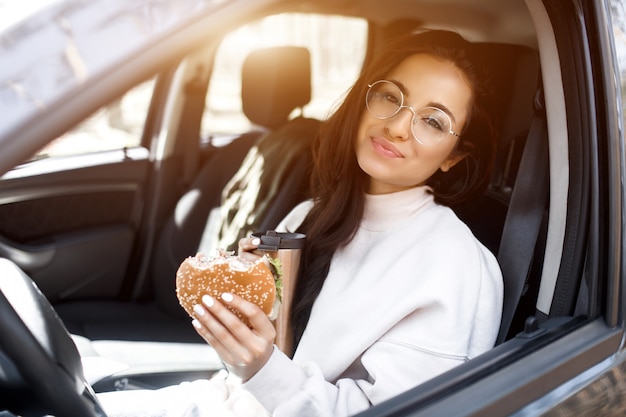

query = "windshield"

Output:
[[0, 0, 65, 32]]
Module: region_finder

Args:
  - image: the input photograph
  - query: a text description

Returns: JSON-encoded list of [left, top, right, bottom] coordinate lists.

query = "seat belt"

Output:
[[496, 91, 549, 344]]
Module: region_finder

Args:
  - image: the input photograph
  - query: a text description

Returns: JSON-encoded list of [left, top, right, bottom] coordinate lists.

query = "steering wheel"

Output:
[[0, 258, 107, 417]]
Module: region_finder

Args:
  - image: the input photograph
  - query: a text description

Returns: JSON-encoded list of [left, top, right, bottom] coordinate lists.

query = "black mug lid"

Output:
[[252, 230, 306, 251]]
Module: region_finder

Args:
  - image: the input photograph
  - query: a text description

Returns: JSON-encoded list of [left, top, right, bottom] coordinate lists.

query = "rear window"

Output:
[[201, 13, 368, 141]]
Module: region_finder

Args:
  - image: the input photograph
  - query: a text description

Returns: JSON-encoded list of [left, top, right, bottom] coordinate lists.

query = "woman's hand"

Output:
[[191, 292, 276, 382], [238, 236, 263, 262]]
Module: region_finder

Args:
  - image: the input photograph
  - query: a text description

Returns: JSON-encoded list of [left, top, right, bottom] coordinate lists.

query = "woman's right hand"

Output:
[[237, 236, 263, 262], [191, 291, 276, 382]]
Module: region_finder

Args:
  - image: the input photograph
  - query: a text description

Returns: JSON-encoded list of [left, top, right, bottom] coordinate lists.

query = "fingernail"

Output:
[[202, 295, 214, 307], [193, 304, 205, 316], [192, 319, 202, 329], [221, 293, 233, 302], [251, 238, 260, 246]]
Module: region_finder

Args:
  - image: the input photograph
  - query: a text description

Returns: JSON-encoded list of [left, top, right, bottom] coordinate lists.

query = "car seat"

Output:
[[454, 43, 545, 343], [53, 46, 321, 386]]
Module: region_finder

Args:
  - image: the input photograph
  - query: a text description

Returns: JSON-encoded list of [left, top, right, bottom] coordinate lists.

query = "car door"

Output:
[[0, 79, 159, 302]]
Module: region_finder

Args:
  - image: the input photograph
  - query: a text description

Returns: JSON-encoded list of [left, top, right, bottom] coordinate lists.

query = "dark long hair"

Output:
[[291, 30, 497, 347]]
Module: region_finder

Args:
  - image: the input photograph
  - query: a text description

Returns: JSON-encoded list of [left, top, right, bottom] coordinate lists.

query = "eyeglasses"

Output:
[[365, 80, 461, 146]]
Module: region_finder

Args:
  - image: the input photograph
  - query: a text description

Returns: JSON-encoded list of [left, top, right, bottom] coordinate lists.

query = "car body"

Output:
[[1, 0, 626, 415]]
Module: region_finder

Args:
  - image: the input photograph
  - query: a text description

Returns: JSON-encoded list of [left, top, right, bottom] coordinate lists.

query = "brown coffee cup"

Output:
[[252, 230, 305, 356]]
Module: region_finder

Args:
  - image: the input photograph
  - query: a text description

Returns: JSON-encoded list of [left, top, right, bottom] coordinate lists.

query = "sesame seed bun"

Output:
[[175, 252, 276, 325]]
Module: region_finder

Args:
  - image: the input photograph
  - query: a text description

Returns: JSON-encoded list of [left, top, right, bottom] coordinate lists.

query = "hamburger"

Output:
[[175, 251, 283, 325]]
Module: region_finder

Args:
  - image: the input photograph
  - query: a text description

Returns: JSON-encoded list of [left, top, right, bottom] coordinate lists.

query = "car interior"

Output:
[[54, 44, 323, 388], [0, 0, 609, 415], [45, 30, 544, 386]]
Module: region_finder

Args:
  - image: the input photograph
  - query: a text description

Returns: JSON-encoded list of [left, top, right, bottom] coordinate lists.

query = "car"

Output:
[[1, 0, 626, 415]]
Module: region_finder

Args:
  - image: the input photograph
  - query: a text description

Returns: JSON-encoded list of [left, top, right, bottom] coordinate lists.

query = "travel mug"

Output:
[[252, 230, 305, 356]]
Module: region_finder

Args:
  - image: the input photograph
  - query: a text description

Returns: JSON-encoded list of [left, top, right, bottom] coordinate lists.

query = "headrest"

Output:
[[242, 46, 312, 129]]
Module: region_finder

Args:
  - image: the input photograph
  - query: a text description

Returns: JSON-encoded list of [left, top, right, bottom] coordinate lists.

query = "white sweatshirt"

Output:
[[97, 186, 503, 417], [243, 186, 503, 416]]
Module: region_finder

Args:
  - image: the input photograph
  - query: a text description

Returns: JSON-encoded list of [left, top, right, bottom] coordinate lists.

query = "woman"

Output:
[[100, 29, 503, 417]]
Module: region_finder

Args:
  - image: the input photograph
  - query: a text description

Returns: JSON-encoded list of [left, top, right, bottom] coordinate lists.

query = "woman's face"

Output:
[[355, 53, 473, 195]]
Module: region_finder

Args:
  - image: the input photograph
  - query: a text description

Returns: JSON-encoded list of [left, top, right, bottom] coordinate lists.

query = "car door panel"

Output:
[[6, 225, 135, 301], [0, 148, 150, 302]]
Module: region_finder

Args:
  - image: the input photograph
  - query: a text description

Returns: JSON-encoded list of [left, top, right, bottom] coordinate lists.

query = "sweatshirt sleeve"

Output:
[[243, 340, 465, 417], [243, 346, 372, 417]]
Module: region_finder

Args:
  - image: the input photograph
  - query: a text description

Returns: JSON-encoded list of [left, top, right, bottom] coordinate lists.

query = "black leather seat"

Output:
[[53, 46, 321, 386]]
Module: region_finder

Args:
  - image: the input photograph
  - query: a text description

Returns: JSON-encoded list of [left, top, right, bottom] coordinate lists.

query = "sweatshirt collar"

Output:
[[361, 186, 434, 232]]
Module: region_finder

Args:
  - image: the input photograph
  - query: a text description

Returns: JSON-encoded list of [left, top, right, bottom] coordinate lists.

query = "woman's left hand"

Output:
[[191, 292, 276, 382]]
